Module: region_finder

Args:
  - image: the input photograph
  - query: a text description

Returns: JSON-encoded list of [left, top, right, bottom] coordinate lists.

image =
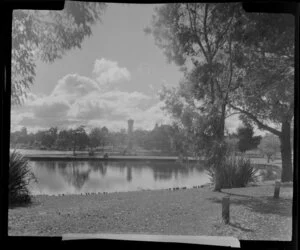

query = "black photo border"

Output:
[[1, 1, 298, 249]]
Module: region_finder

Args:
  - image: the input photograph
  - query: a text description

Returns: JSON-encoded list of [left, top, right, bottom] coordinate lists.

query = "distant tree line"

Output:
[[10, 122, 283, 159], [10, 124, 179, 155]]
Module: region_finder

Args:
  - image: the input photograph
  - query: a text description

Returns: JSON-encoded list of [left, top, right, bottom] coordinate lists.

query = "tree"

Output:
[[34, 130, 45, 148], [26, 132, 35, 147], [109, 132, 118, 152], [56, 129, 72, 150], [229, 13, 294, 181], [148, 3, 244, 191], [155, 124, 174, 153], [100, 127, 109, 151], [258, 134, 281, 163], [40, 127, 58, 149], [225, 136, 239, 153], [11, 1, 106, 105], [148, 124, 173, 154], [168, 123, 194, 159], [10, 127, 28, 146], [89, 127, 102, 152], [133, 129, 149, 149], [236, 125, 261, 152], [71, 126, 89, 155], [148, 3, 294, 185], [110, 129, 127, 150]]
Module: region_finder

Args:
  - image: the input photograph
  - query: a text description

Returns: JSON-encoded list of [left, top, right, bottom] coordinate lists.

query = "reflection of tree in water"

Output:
[[89, 161, 108, 176], [37, 161, 57, 172], [108, 161, 135, 182], [153, 168, 173, 180], [57, 161, 91, 190], [151, 162, 190, 181], [132, 164, 143, 175], [57, 161, 67, 169], [113, 162, 133, 182], [115, 161, 126, 174], [105, 161, 196, 181], [126, 166, 132, 182]]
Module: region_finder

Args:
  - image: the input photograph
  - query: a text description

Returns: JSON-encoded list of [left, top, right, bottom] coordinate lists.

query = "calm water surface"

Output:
[[29, 161, 211, 195]]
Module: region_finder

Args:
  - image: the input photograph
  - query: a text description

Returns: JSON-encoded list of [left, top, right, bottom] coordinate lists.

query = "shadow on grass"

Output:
[[9, 197, 40, 209], [207, 194, 292, 218]]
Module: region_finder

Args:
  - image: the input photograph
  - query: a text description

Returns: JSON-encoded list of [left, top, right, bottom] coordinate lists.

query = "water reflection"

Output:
[[89, 161, 108, 176], [29, 160, 210, 195], [126, 167, 132, 182], [57, 162, 91, 190]]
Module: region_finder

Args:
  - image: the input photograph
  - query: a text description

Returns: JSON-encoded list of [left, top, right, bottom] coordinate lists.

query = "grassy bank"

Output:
[[9, 181, 292, 240]]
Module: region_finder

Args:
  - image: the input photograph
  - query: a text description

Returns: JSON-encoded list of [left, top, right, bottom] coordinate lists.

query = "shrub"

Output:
[[9, 150, 36, 205], [207, 153, 258, 188]]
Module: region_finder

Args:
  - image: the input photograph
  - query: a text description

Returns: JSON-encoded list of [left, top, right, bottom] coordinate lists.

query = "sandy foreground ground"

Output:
[[8, 182, 293, 240]]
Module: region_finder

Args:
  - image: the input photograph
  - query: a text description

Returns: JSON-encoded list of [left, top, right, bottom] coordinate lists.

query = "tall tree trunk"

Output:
[[280, 121, 293, 182], [214, 104, 226, 192]]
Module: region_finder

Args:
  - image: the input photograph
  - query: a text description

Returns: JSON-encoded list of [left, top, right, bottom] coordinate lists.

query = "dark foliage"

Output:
[[9, 151, 36, 206], [207, 153, 258, 188], [237, 125, 262, 152]]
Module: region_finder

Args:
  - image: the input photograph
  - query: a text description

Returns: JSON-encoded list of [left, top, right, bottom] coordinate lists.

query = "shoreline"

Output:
[[12, 149, 282, 167], [29, 180, 289, 198], [30, 182, 214, 197], [23, 154, 282, 168], [24, 154, 198, 162]]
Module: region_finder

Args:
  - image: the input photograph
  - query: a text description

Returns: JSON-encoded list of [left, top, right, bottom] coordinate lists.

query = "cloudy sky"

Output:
[[11, 3, 244, 134]]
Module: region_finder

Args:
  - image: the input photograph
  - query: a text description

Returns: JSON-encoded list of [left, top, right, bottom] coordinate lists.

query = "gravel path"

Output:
[[8, 182, 293, 240]]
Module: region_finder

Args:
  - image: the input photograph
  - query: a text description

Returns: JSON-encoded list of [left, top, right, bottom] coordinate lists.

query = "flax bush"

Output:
[[9, 150, 36, 205], [207, 152, 258, 188]]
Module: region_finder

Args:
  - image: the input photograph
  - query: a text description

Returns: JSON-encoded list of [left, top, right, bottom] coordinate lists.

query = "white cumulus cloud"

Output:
[[93, 58, 131, 86], [51, 74, 101, 100], [11, 58, 171, 132]]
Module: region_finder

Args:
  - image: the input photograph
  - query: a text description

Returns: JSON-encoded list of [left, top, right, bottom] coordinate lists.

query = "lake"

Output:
[[28, 160, 210, 195]]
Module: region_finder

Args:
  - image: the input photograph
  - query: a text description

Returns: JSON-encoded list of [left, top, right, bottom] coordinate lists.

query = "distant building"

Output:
[[127, 119, 134, 151], [128, 119, 134, 135]]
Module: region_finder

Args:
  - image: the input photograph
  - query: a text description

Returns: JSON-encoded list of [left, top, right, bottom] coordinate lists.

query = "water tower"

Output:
[[128, 119, 134, 135], [127, 119, 134, 151]]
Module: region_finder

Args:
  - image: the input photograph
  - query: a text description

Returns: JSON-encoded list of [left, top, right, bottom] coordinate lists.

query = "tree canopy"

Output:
[[147, 3, 294, 185], [229, 12, 294, 181], [236, 125, 261, 152], [11, 1, 106, 105]]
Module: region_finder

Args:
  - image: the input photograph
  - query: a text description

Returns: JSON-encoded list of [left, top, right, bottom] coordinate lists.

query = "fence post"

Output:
[[222, 196, 230, 224], [274, 181, 281, 199]]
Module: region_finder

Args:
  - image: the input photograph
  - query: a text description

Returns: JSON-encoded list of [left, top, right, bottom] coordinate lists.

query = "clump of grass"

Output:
[[207, 153, 258, 188], [9, 150, 36, 206]]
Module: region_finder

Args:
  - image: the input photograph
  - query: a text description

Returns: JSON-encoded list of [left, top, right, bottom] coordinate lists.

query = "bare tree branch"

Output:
[[225, 112, 241, 118], [229, 104, 281, 136]]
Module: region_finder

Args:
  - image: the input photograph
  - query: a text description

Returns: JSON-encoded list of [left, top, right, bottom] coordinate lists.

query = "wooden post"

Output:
[[274, 181, 281, 199], [222, 196, 230, 224]]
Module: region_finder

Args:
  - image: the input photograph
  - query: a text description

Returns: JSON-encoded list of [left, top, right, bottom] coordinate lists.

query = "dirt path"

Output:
[[8, 182, 293, 240]]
